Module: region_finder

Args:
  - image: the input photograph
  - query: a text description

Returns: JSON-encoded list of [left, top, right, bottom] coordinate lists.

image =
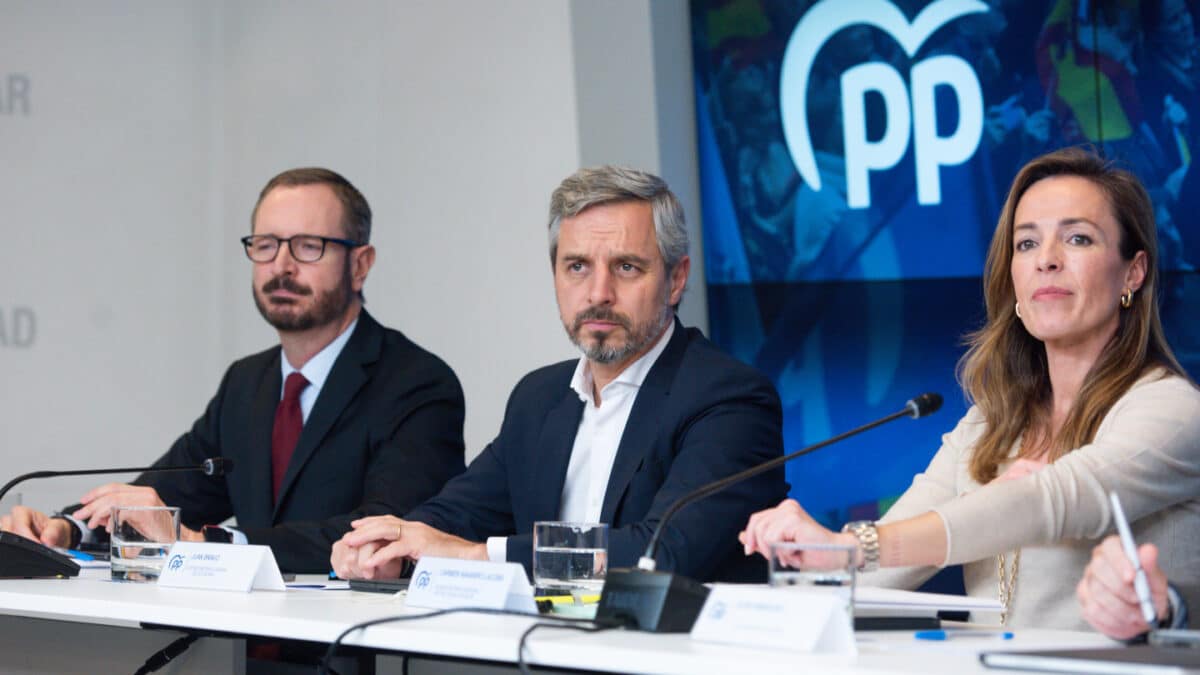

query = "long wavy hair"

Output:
[[959, 147, 1187, 483]]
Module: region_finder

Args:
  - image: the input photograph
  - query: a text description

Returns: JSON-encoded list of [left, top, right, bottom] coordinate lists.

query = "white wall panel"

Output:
[[0, 2, 222, 509]]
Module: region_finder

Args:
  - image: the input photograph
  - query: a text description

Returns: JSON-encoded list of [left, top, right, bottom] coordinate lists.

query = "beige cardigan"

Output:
[[861, 371, 1200, 630]]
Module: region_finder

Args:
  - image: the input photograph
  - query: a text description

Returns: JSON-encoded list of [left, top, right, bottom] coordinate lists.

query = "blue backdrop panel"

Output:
[[693, 0, 1200, 526]]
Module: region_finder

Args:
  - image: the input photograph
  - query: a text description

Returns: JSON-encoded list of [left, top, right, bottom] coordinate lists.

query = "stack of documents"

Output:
[[854, 587, 1003, 618], [707, 584, 1003, 619]]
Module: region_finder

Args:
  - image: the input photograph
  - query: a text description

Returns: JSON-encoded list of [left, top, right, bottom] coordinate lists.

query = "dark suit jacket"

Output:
[[407, 320, 786, 582], [135, 310, 466, 572]]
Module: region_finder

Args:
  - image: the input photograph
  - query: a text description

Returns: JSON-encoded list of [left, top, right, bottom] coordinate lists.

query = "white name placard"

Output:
[[690, 586, 857, 656], [156, 542, 287, 593], [404, 557, 536, 614]]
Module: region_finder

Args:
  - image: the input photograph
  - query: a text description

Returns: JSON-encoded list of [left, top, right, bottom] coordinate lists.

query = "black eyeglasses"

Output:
[[240, 234, 363, 263]]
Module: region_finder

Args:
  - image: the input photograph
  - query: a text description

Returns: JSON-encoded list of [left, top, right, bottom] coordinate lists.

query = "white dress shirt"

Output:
[[486, 321, 674, 562], [281, 316, 358, 424]]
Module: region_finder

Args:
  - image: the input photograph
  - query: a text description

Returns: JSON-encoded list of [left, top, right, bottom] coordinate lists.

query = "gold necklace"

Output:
[[997, 550, 1020, 625]]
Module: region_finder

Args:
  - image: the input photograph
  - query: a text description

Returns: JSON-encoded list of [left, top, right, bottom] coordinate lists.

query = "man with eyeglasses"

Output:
[[0, 168, 466, 572]]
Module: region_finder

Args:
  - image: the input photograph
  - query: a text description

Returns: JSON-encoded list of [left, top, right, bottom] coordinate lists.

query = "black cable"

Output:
[[516, 621, 612, 675], [132, 633, 200, 675], [317, 606, 615, 674]]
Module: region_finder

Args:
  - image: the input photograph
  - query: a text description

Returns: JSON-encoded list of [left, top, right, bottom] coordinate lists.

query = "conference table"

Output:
[[0, 568, 1114, 674]]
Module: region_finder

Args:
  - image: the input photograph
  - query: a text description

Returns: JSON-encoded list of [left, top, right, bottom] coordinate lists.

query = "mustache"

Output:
[[262, 275, 312, 296], [572, 306, 630, 332]]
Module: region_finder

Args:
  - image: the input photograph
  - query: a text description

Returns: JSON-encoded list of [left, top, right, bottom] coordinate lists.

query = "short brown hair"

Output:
[[252, 168, 372, 244]]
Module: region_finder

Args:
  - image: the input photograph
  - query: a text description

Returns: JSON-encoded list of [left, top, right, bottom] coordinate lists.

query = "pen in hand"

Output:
[[1108, 491, 1158, 628]]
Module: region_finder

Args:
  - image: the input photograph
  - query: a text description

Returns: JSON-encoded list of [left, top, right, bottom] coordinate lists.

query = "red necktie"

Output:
[[271, 372, 309, 502]]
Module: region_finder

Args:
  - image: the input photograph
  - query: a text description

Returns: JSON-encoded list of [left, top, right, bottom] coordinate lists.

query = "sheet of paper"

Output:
[[855, 586, 1003, 612], [707, 583, 1003, 614], [286, 580, 350, 591]]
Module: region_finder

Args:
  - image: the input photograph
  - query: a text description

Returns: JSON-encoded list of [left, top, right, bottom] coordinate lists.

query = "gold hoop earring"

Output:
[[1121, 288, 1133, 309], [1015, 301, 1022, 319]]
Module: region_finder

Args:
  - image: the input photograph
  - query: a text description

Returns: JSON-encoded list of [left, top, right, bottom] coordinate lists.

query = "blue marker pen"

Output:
[[915, 629, 1013, 641], [65, 549, 95, 561]]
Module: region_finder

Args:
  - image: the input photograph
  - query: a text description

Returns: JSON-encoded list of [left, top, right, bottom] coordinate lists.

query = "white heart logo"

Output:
[[779, 0, 990, 192]]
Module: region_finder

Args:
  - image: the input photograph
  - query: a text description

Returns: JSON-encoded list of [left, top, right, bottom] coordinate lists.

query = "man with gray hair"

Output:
[[332, 166, 786, 582]]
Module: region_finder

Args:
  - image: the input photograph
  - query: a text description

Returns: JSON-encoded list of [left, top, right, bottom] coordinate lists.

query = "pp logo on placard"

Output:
[[167, 554, 185, 571], [414, 570, 432, 589], [706, 600, 727, 621], [780, 0, 990, 208]]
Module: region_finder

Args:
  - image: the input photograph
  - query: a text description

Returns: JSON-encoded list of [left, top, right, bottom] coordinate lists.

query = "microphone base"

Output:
[[595, 568, 709, 633], [0, 532, 80, 579]]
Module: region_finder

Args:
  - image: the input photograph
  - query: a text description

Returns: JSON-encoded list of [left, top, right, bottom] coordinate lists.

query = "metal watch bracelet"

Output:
[[842, 520, 880, 573]]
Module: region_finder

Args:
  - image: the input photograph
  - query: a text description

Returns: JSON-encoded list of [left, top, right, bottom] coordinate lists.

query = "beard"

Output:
[[253, 263, 353, 332], [566, 303, 672, 365]]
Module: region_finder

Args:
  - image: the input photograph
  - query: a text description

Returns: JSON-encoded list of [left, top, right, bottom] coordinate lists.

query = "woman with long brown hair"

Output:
[[739, 147, 1200, 629]]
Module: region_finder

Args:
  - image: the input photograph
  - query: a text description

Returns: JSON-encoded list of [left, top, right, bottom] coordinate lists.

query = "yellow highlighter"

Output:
[[534, 594, 602, 605]]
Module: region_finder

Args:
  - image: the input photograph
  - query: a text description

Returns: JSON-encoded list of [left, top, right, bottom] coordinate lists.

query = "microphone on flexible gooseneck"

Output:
[[0, 457, 232, 506], [0, 457, 233, 579], [594, 393, 943, 633]]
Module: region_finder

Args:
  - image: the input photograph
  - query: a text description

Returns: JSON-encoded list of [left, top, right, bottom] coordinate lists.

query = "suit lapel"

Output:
[[529, 390, 585, 522], [273, 312, 381, 518], [600, 320, 687, 523], [244, 354, 281, 527]]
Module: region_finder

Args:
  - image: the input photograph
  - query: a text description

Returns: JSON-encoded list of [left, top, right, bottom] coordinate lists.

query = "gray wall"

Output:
[[0, 0, 703, 513]]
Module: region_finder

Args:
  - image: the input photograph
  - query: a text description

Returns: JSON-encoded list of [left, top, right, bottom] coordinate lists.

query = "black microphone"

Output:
[[595, 393, 942, 632], [0, 457, 232, 506], [0, 457, 233, 579]]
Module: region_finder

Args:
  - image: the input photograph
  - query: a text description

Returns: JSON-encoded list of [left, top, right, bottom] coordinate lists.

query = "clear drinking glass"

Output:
[[110, 506, 180, 582], [532, 521, 609, 596], [769, 542, 857, 623]]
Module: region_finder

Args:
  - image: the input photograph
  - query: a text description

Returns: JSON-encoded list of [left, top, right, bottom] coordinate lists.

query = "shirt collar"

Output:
[[569, 319, 675, 404], [280, 317, 359, 393]]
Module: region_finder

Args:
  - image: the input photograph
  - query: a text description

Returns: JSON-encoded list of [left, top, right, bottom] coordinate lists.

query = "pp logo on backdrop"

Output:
[[780, 0, 989, 208]]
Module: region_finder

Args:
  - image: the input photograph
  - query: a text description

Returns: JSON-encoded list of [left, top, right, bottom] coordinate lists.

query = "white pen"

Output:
[[1108, 491, 1158, 627]]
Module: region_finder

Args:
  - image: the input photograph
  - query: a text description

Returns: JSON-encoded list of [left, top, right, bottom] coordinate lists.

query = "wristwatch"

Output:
[[50, 512, 83, 550], [841, 520, 880, 572], [201, 525, 233, 544]]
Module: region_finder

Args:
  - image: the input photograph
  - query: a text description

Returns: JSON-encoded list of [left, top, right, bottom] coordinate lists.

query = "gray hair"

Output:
[[547, 166, 689, 272]]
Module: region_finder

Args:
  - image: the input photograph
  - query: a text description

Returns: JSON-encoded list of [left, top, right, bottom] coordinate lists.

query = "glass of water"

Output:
[[110, 506, 180, 582], [769, 542, 857, 621], [532, 521, 609, 596]]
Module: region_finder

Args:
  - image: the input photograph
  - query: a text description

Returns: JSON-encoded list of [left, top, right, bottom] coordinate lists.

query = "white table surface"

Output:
[[0, 570, 1116, 674]]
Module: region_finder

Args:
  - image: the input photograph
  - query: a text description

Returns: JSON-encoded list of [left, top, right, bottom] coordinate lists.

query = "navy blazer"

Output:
[[134, 310, 466, 572], [408, 320, 786, 582]]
